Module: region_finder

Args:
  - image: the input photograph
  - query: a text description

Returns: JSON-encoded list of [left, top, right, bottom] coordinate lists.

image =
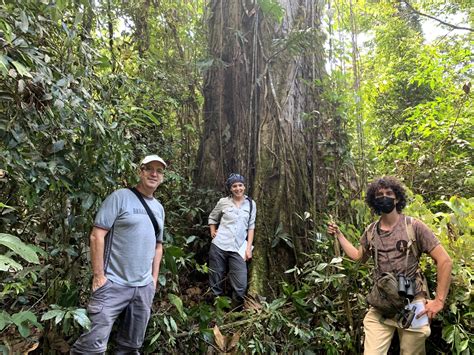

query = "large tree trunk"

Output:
[[195, 0, 349, 295]]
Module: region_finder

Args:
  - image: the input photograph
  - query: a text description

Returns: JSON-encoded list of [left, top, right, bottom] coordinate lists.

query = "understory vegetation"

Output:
[[1, 0, 473, 353]]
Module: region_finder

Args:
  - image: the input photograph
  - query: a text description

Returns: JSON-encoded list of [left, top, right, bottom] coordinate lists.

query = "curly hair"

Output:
[[365, 176, 407, 214]]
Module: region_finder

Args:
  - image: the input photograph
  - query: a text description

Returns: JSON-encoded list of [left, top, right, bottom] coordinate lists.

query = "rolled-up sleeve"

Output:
[[209, 198, 224, 225]]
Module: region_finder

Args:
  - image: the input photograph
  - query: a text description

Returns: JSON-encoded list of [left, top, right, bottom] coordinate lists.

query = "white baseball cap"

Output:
[[140, 155, 167, 168]]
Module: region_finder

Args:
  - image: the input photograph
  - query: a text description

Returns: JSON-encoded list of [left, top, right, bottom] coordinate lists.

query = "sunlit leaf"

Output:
[[41, 309, 65, 323], [0, 255, 23, 272], [0, 233, 41, 264], [0, 55, 9, 74], [11, 61, 32, 78], [51, 140, 65, 153], [168, 294, 187, 320], [72, 309, 91, 330]]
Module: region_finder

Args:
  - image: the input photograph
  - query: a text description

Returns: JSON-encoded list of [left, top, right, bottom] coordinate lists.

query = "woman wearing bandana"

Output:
[[327, 176, 452, 355], [208, 173, 257, 308]]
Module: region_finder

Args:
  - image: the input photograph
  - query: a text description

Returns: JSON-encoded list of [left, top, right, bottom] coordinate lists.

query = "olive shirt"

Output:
[[360, 214, 440, 296], [208, 196, 256, 252]]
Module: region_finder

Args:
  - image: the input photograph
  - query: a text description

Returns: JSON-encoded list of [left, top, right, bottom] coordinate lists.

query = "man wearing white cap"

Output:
[[72, 155, 167, 354]]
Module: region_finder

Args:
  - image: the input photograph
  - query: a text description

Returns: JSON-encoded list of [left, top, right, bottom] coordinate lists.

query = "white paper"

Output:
[[409, 300, 429, 328], [238, 240, 254, 260]]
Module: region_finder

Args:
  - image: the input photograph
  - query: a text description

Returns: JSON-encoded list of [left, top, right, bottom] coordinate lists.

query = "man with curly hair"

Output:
[[328, 176, 452, 354]]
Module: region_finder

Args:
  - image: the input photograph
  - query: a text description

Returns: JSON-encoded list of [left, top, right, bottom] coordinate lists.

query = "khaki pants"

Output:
[[363, 307, 431, 355]]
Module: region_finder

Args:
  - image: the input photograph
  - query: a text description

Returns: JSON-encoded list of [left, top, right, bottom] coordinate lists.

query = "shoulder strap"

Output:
[[405, 216, 430, 296], [366, 221, 378, 270], [366, 221, 377, 246], [246, 196, 253, 229], [129, 187, 160, 239], [404, 215, 421, 273], [405, 216, 419, 259]]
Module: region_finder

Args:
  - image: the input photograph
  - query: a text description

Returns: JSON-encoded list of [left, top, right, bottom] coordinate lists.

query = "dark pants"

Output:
[[209, 243, 247, 304], [71, 280, 155, 354]]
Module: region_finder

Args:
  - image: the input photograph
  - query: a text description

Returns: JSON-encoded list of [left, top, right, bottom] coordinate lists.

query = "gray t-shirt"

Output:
[[94, 188, 164, 287], [208, 196, 256, 252]]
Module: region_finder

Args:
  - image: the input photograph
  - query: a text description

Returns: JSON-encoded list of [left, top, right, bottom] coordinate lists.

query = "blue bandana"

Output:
[[226, 173, 245, 189]]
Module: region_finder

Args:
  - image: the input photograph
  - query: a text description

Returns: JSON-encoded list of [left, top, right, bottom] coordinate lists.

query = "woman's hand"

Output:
[[245, 246, 253, 261], [209, 224, 218, 239]]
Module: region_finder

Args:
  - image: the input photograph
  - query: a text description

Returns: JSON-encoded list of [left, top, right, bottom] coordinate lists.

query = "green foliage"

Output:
[[0, 0, 205, 349], [0, 0, 472, 353], [0, 233, 41, 270], [41, 304, 91, 334], [328, 0, 473, 201], [0, 310, 42, 338], [367, 12, 472, 200], [258, 0, 285, 23], [407, 196, 473, 354]]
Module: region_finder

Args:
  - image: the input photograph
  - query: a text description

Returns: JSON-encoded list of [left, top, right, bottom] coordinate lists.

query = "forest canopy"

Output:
[[0, 0, 472, 353]]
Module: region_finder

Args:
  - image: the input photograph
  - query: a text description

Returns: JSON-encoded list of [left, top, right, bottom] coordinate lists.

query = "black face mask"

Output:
[[374, 196, 396, 214]]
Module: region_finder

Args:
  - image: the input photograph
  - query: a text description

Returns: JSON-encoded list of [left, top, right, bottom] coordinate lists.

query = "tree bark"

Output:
[[196, 0, 349, 295]]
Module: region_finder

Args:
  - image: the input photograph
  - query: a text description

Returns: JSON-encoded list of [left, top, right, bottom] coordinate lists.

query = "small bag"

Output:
[[366, 272, 406, 318]]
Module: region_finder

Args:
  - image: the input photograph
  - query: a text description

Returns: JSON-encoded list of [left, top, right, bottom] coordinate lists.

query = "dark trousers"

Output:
[[209, 243, 247, 304], [71, 280, 155, 354]]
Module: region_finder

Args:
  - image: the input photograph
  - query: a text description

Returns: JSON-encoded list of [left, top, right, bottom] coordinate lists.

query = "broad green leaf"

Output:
[[459, 339, 468, 352], [449, 303, 457, 315], [442, 324, 455, 343], [0, 55, 9, 74], [0, 311, 12, 330], [163, 316, 170, 332], [81, 194, 95, 210], [41, 309, 65, 322], [51, 140, 65, 153], [56, 78, 68, 87], [214, 296, 231, 310], [330, 274, 346, 279], [11, 311, 38, 325], [166, 246, 184, 258], [11, 311, 42, 337], [169, 316, 178, 333], [164, 252, 177, 275], [131, 107, 161, 126], [185, 235, 197, 244], [17, 323, 30, 338], [257, 0, 284, 23], [316, 263, 328, 271], [0, 233, 40, 264], [19, 11, 29, 33], [158, 274, 166, 287], [149, 330, 161, 345], [72, 309, 91, 330], [168, 294, 187, 320], [11, 61, 32, 78], [0, 255, 23, 271]]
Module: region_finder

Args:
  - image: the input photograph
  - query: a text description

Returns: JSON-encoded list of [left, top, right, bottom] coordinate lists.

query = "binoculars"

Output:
[[398, 274, 415, 300]]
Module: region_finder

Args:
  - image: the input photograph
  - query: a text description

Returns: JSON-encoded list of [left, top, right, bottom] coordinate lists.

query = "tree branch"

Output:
[[402, 0, 474, 32]]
